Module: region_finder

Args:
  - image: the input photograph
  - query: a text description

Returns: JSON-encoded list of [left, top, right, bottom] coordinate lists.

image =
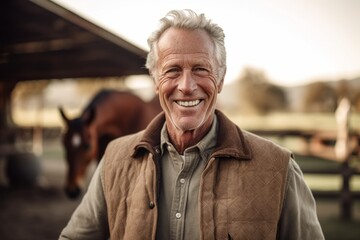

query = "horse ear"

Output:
[[84, 107, 96, 126], [58, 106, 70, 124]]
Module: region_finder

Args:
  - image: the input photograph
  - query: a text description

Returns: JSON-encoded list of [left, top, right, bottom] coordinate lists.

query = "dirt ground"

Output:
[[0, 148, 90, 240]]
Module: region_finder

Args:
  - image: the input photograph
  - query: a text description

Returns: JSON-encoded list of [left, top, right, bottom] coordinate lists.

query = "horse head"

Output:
[[59, 106, 97, 199], [58, 90, 163, 200]]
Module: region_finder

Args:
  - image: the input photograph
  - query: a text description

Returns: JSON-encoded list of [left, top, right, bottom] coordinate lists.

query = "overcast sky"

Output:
[[53, 0, 360, 86]]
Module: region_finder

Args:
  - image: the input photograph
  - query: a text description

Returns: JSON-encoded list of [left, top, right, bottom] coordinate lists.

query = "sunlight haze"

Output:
[[53, 0, 360, 87]]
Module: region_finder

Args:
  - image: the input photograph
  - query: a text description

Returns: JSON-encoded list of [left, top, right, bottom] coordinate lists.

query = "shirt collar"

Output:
[[160, 116, 218, 160], [134, 110, 252, 161]]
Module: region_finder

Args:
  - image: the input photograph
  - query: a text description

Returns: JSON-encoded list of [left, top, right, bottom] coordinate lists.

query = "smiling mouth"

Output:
[[176, 100, 201, 107]]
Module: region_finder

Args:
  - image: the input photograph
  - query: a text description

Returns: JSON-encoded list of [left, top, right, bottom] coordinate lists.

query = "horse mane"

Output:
[[82, 89, 141, 116]]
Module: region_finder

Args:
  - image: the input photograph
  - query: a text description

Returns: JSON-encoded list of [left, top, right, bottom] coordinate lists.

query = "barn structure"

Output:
[[0, 0, 148, 155]]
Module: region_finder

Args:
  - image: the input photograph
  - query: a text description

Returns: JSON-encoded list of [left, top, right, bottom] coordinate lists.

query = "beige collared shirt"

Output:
[[156, 117, 218, 240]]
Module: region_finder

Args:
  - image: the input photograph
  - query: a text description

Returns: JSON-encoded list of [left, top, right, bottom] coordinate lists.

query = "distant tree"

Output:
[[301, 81, 337, 112], [336, 79, 350, 101], [264, 84, 287, 112], [238, 67, 287, 114], [335, 79, 360, 113], [353, 89, 360, 112]]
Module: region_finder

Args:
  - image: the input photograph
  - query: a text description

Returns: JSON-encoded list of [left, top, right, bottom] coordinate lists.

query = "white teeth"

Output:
[[177, 100, 200, 107]]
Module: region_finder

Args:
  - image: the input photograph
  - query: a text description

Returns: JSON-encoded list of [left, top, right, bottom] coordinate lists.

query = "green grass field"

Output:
[[317, 198, 360, 240], [226, 112, 360, 132]]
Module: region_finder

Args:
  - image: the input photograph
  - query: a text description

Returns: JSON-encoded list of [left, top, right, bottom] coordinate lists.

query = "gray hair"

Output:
[[145, 9, 227, 81]]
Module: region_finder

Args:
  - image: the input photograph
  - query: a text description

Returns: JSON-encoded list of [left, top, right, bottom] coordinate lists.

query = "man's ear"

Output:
[[217, 67, 226, 93], [149, 72, 159, 94], [217, 78, 224, 93], [154, 81, 159, 94]]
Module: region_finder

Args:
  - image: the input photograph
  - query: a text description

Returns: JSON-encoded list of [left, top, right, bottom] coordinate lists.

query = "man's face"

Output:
[[154, 28, 224, 135]]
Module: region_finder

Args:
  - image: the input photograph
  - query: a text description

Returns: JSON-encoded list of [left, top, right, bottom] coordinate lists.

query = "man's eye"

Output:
[[165, 68, 180, 78], [194, 67, 207, 71], [167, 68, 179, 73], [193, 67, 210, 76]]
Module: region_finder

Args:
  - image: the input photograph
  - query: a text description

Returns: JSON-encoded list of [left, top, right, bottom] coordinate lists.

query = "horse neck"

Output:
[[86, 124, 99, 159], [149, 96, 162, 114]]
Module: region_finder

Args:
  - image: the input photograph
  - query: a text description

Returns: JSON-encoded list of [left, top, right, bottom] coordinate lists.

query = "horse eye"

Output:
[[84, 143, 91, 150], [71, 134, 82, 147]]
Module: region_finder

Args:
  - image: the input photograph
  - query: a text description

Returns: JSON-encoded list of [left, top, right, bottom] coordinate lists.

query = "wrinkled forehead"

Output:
[[157, 28, 215, 57]]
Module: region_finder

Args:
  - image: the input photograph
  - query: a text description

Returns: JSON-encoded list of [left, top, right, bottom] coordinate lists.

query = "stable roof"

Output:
[[0, 0, 148, 82]]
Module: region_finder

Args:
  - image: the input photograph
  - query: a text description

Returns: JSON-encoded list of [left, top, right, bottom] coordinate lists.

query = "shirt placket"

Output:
[[170, 150, 200, 240]]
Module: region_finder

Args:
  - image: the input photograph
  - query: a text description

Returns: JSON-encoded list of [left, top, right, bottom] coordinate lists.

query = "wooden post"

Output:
[[0, 81, 17, 156], [340, 161, 352, 220], [335, 98, 352, 220]]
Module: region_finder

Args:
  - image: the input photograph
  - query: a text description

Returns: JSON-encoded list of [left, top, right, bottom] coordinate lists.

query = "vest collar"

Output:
[[133, 110, 252, 161]]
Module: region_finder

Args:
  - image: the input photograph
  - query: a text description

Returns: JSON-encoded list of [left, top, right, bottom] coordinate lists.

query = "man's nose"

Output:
[[178, 70, 197, 93]]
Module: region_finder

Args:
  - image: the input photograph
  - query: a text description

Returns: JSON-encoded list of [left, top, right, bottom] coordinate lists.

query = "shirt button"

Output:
[[175, 213, 182, 219], [179, 178, 186, 184], [167, 145, 172, 151], [149, 201, 155, 209]]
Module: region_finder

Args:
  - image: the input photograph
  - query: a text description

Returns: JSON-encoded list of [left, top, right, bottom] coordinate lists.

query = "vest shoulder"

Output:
[[103, 131, 145, 164], [241, 129, 292, 162], [109, 131, 144, 148]]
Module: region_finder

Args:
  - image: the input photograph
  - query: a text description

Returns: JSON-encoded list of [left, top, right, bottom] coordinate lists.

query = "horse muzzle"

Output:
[[65, 185, 82, 199]]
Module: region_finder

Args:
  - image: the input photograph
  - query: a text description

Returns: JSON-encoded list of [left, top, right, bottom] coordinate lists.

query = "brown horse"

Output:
[[59, 89, 162, 199]]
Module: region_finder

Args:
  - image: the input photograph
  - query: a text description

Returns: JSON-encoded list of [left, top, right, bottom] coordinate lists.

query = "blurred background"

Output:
[[1, 0, 359, 239]]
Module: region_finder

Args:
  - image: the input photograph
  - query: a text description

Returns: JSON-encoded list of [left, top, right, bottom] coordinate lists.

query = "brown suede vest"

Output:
[[102, 111, 290, 240]]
